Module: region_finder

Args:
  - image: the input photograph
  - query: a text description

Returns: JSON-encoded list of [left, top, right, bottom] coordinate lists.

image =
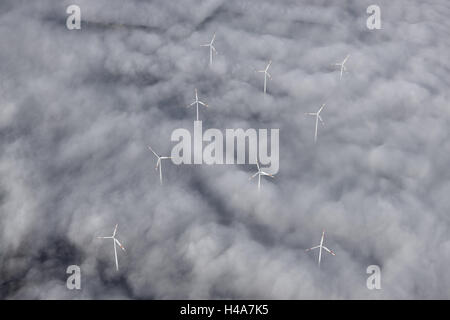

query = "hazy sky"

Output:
[[1, 0, 450, 299]]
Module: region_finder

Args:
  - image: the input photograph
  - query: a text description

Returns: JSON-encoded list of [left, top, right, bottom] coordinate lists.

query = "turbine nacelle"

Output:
[[148, 145, 172, 185], [306, 229, 336, 267], [305, 104, 326, 143], [335, 54, 350, 80], [97, 224, 126, 271], [249, 160, 275, 190], [200, 33, 218, 66], [257, 60, 272, 94], [187, 88, 208, 121]]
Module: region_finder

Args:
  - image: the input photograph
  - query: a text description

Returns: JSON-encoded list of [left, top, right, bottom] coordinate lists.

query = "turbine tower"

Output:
[[97, 224, 126, 271], [148, 145, 172, 185], [200, 33, 217, 66], [306, 229, 336, 268], [335, 54, 350, 80], [257, 60, 272, 94], [305, 103, 326, 144], [249, 160, 274, 190], [187, 88, 208, 121]]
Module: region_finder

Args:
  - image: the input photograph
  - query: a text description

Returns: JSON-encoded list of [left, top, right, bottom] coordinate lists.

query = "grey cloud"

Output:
[[0, 0, 449, 299]]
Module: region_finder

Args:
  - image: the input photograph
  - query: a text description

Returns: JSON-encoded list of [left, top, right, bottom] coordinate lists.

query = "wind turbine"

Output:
[[257, 60, 272, 94], [97, 224, 126, 271], [249, 160, 274, 190], [187, 88, 208, 121], [148, 145, 172, 185], [200, 33, 217, 66], [306, 229, 336, 268], [305, 103, 326, 144], [335, 54, 350, 80]]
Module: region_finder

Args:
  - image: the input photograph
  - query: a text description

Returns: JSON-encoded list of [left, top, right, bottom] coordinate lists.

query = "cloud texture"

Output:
[[1, 0, 450, 299]]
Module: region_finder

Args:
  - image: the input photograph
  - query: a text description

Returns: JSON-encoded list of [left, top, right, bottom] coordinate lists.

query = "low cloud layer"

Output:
[[1, 0, 449, 299]]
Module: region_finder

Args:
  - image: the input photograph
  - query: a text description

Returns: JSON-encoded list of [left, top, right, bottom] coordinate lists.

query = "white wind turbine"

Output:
[[187, 88, 208, 121], [249, 160, 274, 190], [257, 60, 272, 94], [148, 145, 172, 185], [335, 54, 350, 80], [305, 103, 326, 144], [97, 224, 126, 271], [200, 33, 217, 66], [306, 229, 336, 268]]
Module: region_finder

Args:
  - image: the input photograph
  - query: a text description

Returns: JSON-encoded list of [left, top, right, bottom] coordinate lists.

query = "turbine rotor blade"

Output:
[[323, 246, 335, 256], [249, 172, 259, 180], [148, 145, 159, 157], [115, 239, 126, 251], [343, 54, 350, 63], [318, 115, 324, 125]]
